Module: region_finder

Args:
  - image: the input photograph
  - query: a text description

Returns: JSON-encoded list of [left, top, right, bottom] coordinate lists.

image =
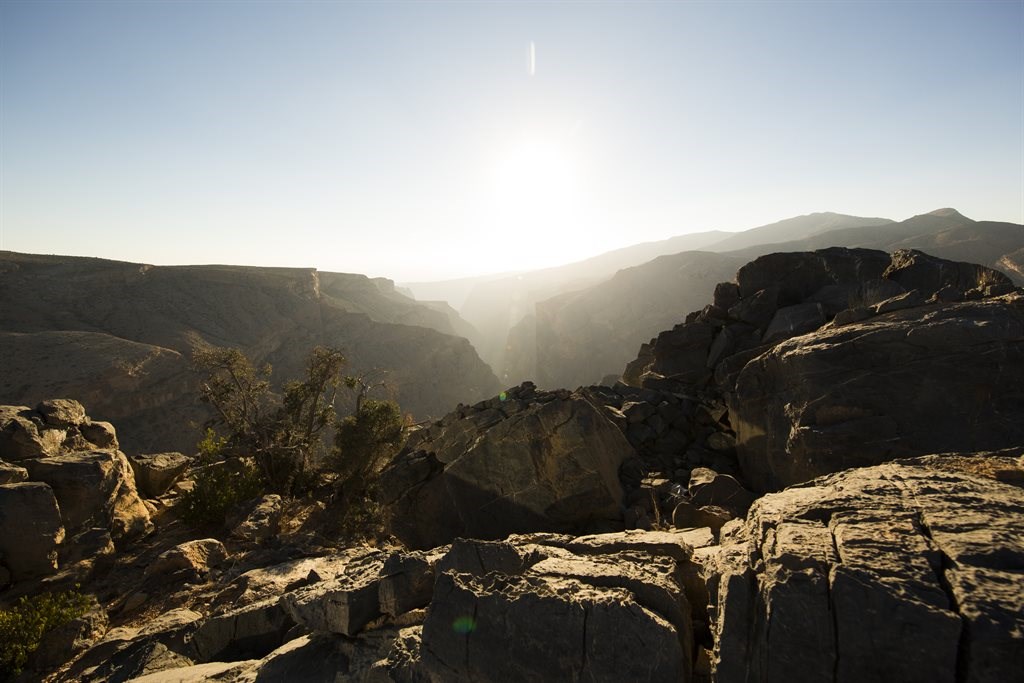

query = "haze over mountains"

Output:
[[0, 253, 498, 453], [406, 207, 1024, 388], [3, 207, 1022, 454]]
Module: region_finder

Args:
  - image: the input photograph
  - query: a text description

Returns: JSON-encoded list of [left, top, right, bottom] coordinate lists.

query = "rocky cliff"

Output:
[[512, 210, 1024, 389], [2, 246, 1022, 683], [0, 252, 499, 453]]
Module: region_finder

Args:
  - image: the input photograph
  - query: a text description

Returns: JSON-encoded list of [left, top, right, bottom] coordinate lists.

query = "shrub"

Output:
[[196, 427, 228, 464], [0, 589, 92, 679], [192, 345, 346, 494], [179, 458, 265, 527], [328, 399, 406, 533]]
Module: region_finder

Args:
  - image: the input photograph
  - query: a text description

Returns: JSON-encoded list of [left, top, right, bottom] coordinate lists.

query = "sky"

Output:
[[1, 1, 1022, 282]]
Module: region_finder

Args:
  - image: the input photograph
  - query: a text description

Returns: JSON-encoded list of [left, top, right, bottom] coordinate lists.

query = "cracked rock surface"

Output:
[[730, 293, 1024, 492], [710, 454, 1024, 683], [378, 384, 635, 549]]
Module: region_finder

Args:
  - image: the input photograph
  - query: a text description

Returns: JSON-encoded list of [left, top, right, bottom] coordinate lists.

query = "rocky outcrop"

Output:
[[378, 383, 636, 549], [129, 452, 191, 499], [64, 530, 704, 682], [1, 400, 123, 462], [731, 293, 1024, 491], [0, 400, 153, 585], [505, 212, 1023, 388], [0, 253, 499, 453], [0, 482, 65, 581], [145, 539, 230, 582], [709, 455, 1024, 683], [620, 248, 1021, 493], [24, 449, 154, 541]]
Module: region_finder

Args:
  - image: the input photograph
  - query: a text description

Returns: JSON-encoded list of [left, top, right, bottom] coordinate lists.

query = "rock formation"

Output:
[[0, 399, 151, 587], [623, 247, 1023, 492], [4, 244, 1024, 683], [0, 252, 499, 453], [378, 383, 636, 549], [710, 454, 1024, 683], [510, 210, 1023, 389]]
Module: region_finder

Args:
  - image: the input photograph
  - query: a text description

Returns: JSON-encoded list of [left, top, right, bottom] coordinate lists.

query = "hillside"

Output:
[[511, 209, 1024, 388], [418, 213, 881, 379], [1, 247, 1020, 683], [0, 252, 499, 452]]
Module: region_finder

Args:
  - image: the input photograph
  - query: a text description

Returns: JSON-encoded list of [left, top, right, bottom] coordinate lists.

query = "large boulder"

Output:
[[0, 405, 64, 460], [378, 385, 636, 549], [730, 293, 1024, 492], [280, 551, 388, 636], [418, 534, 694, 682], [128, 452, 191, 499], [145, 538, 230, 582], [0, 460, 28, 484], [22, 449, 154, 541], [709, 454, 1024, 683], [36, 398, 88, 429], [0, 482, 65, 581]]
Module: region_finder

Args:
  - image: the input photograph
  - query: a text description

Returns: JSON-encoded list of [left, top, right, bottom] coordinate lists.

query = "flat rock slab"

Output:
[[711, 456, 1024, 683], [280, 551, 387, 636], [421, 570, 688, 683]]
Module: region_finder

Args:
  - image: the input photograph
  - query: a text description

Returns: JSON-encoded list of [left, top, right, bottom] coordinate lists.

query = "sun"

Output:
[[489, 136, 584, 268]]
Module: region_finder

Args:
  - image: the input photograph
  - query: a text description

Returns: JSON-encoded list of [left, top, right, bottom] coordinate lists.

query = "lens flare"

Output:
[[452, 616, 477, 634]]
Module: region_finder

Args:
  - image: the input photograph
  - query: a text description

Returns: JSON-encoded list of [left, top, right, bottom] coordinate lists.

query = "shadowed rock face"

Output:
[[710, 455, 1024, 683], [620, 247, 1022, 494], [730, 294, 1024, 492], [0, 252, 499, 452], [378, 384, 636, 549]]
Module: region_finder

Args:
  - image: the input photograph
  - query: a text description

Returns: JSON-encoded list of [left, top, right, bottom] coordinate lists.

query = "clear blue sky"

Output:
[[2, 0, 1022, 281]]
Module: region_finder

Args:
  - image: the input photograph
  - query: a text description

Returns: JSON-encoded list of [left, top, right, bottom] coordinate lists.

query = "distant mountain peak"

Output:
[[925, 208, 968, 219]]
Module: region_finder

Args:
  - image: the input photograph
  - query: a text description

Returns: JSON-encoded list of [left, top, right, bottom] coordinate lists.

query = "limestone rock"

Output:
[[69, 608, 202, 682], [192, 598, 295, 662], [687, 467, 757, 516], [672, 501, 732, 533], [37, 398, 88, 428], [145, 538, 229, 581], [209, 552, 362, 611], [228, 494, 283, 543], [884, 248, 1014, 298], [420, 570, 688, 682], [735, 248, 892, 304], [129, 452, 191, 499], [0, 482, 65, 581], [23, 449, 154, 540], [126, 660, 258, 682], [761, 302, 826, 344], [378, 549, 442, 618], [0, 405, 64, 460], [710, 457, 1024, 683], [0, 460, 28, 484], [731, 294, 1024, 492], [872, 288, 926, 314], [80, 420, 119, 449], [280, 551, 387, 636], [379, 388, 635, 549]]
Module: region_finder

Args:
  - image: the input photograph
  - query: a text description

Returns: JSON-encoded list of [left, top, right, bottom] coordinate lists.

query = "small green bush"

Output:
[[0, 588, 92, 678], [196, 427, 228, 464], [180, 458, 265, 527]]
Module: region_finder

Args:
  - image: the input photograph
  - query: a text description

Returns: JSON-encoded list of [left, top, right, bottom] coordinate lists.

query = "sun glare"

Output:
[[490, 137, 584, 268]]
